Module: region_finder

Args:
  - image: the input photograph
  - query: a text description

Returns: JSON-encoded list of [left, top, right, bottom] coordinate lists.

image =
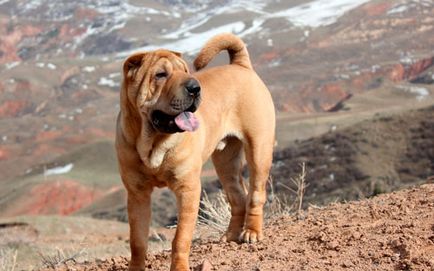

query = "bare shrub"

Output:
[[39, 248, 87, 269], [265, 175, 292, 219], [266, 162, 308, 218], [199, 163, 308, 233], [289, 162, 308, 215], [198, 192, 231, 234]]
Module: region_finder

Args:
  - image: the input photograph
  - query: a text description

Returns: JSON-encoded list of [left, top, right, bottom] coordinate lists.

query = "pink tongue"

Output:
[[174, 111, 199, 132]]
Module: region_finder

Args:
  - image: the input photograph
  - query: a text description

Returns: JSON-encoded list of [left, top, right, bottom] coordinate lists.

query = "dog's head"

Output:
[[122, 50, 201, 134]]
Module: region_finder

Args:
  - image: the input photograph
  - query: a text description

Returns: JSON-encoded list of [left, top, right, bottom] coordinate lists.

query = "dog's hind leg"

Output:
[[240, 133, 274, 243], [212, 136, 247, 242]]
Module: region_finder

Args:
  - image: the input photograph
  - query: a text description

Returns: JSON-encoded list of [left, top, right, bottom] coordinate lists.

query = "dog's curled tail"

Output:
[[194, 33, 252, 71]]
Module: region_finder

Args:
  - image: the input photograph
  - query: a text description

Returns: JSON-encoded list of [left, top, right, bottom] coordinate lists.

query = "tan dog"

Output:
[[115, 33, 275, 271]]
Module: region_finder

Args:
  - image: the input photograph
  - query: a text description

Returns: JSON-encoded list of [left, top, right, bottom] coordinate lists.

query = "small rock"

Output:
[[327, 240, 340, 251], [342, 260, 353, 268], [149, 232, 167, 242], [352, 232, 362, 240], [199, 259, 213, 271]]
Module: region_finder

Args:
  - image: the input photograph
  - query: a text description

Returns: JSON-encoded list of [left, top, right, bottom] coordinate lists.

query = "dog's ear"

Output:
[[170, 51, 191, 73], [170, 51, 182, 57], [123, 53, 146, 79]]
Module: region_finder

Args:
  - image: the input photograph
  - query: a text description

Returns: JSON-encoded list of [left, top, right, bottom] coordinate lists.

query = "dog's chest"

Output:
[[137, 133, 182, 169]]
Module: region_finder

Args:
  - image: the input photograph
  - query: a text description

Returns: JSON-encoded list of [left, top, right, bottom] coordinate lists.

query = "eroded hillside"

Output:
[[272, 104, 434, 206]]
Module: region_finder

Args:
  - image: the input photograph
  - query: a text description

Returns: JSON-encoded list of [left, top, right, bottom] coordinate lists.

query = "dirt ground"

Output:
[[42, 183, 434, 271]]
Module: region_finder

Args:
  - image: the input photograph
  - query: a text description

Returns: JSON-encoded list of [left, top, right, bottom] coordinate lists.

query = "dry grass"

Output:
[[0, 248, 18, 271], [198, 192, 231, 234], [266, 162, 308, 218], [265, 175, 292, 219], [275, 162, 308, 216], [39, 248, 87, 269], [199, 162, 308, 233]]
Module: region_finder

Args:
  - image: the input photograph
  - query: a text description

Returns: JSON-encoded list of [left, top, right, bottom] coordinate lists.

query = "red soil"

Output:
[[362, 2, 393, 17], [0, 100, 29, 118], [6, 179, 104, 216], [0, 147, 10, 161]]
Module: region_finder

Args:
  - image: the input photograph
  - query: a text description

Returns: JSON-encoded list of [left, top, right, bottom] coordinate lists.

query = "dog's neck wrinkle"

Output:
[[137, 129, 183, 169]]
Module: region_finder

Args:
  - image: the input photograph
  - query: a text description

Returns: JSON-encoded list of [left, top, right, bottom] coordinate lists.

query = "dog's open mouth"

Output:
[[174, 111, 199, 131], [151, 107, 199, 133]]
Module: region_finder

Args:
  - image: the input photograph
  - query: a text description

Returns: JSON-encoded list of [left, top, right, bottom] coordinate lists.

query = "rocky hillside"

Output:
[[0, 0, 433, 223], [272, 104, 434, 207]]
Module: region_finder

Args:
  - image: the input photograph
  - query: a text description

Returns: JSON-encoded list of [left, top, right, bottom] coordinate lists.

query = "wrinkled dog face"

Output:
[[123, 50, 201, 133]]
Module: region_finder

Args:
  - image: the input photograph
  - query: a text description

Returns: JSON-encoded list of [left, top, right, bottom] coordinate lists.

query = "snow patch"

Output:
[[35, 62, 56, 70], [238, 19, 264, 38], [47, 63, 56, 70], [121, 21, 246, 55], [44, 163, 74, 176], [268, 59, 281, 68], [371, 65, 381, 73], [5, 62, 20, 70], [400, 56, 414, 65], [98, 77, 119, 88], [387, 5, 409, 15], [397, 85, 430, 101], [108, 72, 121, 78], [271, 0, 371, 28], [83, 66, 96, 73], [408, 87, 430, 101], [163, 1, 264, 40], [118, 0, 371, 57]]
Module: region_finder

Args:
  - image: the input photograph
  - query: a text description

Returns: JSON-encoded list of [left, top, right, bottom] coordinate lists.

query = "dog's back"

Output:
[[193, 33, 275, 248], [194, 33, 252, 71]]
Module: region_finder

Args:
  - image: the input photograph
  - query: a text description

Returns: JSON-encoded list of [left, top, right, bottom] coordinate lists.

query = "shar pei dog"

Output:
[[115, 33, 275, 270]]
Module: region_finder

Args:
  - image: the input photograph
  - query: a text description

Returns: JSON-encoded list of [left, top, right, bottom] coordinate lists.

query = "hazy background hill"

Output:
[[0, 0, 433, 268]]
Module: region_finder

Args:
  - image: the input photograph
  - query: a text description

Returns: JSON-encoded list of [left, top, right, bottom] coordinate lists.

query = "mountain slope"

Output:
[[272, 104, 434, 206], [1, 0, 434, 223]]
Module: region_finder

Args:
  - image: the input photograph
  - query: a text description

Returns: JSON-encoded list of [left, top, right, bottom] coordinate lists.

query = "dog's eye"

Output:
[[155, 71, 168, 79]]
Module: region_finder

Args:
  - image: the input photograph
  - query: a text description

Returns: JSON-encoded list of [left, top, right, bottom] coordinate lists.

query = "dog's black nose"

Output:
[[185, 79, 201, 96]]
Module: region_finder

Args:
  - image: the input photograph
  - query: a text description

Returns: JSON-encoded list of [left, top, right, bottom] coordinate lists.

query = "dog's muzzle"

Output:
[[151, 79, 201, 134]]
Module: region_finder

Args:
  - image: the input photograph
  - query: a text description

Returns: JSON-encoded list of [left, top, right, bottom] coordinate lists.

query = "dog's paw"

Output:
[[170, 262, 189, 271], [239, 229, 263, 243], [128, 265, 145, 271], [221, 230, 242, 242]]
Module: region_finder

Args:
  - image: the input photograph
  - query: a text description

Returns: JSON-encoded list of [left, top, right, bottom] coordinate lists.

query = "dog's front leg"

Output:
[[169, 177, 201, 271], [127, 187, 152, 271]]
